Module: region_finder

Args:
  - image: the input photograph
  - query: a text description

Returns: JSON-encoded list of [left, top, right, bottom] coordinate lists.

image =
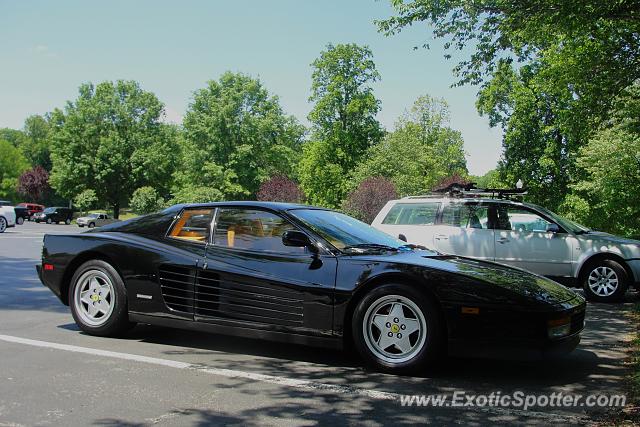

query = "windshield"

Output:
[[531, 204, 591, 234], [43, 207, 55, 213], [87, 213, 100, 218], [289, 209, 420, 253]]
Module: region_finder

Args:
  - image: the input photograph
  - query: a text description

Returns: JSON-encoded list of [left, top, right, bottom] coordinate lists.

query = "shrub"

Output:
[[342, 177, 398, 223], [129, 186, 164, 214], [257, 175, 304, 203]]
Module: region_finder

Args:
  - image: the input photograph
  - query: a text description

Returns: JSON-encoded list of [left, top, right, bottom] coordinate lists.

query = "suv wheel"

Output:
[[46, 218, 52, 224], [69, 260, 134, 336], [582, 259, 628, 303], [65, 218, 71, 225], [17, 217, 24, 225], [352, 283, 443, 374]]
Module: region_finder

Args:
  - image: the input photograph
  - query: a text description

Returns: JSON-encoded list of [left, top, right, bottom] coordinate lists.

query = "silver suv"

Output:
[[372, 194, 640, 303]]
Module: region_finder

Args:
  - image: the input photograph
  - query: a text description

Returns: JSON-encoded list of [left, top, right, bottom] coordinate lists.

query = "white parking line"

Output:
[[0, 334, 396, 401]]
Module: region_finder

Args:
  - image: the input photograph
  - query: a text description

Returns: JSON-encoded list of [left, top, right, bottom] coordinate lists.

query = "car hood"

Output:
[[578, 231, 640, 245], [358, 250, 581, 306], [77, 217, 93, 221]]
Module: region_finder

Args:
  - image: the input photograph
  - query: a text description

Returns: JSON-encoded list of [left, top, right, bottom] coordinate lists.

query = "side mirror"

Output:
[[398, 234, 407, 242], [546, 223, 561, 233], [282, 230, 317, 252]]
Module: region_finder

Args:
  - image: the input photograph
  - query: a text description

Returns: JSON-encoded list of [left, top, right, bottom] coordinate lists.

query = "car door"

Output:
[[373, 201, 441, 250], [493, 205, 573, 277], [431, 201, 496, 261], [199, 208, 337, 337]]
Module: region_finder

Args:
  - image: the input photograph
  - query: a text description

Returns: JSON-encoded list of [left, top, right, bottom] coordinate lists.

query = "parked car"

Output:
[[37, 202, 585, 373], [17, 202, 44, 220], [14, 206, 30, 225], [0, 204, 16, 232], [0, 200, 13, 206], [33, 207, 74, 224], [372, 191, 640, 303], [76, 213, 118, 228]]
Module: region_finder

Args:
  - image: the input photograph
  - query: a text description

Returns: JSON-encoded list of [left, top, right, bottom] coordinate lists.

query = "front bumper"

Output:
[[627, 259, 640, 286]]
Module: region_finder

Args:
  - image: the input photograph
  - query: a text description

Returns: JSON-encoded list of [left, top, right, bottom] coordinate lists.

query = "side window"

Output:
[[213, 209, 305, 254], [168, 209, 214, 243], [499, 207, 553, 233], [381, 202, 440, 225], [442, 203, 490, 229]]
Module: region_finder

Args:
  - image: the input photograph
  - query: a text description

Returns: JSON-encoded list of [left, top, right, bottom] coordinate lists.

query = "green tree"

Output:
[[0, 129, 27, 147], [562, 84, 640, 236], [0, 139, 30, 201], [471, 169, 504, 189], [22, 114, 52, 170], [73, 189, 98, 215], [351, 96, 467, 196], [49, 80, 179, 218], [130, 186, 164, 214], [300, 43, 384, 207], [180, 72, 304, 201]]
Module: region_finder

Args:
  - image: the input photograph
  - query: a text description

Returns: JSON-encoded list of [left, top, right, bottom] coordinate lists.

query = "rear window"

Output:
[[381, 202, 440, 225]]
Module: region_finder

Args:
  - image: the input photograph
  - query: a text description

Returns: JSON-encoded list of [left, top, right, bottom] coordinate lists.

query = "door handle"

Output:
[[435, 234, 449, 241], [497, 237, 510, 244]]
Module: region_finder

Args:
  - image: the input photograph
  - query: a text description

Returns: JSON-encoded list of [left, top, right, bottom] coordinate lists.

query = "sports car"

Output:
[[37, 202, 586, 373]]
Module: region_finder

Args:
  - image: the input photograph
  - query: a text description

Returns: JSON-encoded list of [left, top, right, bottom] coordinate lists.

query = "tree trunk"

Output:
[[113, 202, 120, 219]]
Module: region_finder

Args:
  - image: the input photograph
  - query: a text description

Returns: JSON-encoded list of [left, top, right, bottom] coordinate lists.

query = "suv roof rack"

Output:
[[403, 183, 528, 200]]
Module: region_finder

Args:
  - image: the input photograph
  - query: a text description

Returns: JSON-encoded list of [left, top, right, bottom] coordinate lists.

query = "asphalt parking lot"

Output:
[[0, 221, 636, 426]]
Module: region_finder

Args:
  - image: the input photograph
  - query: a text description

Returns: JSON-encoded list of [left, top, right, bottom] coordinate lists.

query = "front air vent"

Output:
[[158, 265, 195, 313]]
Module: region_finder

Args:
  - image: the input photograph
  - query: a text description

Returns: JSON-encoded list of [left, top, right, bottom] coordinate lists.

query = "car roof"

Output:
[[174, 201, 327, 212]]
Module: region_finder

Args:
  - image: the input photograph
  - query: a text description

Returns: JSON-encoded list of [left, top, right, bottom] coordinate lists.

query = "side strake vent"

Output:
[[195, 270, 304, 326], [158, 265, 195, 313]]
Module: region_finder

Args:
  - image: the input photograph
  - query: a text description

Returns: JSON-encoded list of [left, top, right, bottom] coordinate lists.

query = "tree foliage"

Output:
[[73, 189, 98, 214], [130, 186, 164, 215], [342, 177, 398, 224], [300, 44, 384, 207], [561, 84, 640, 236], [48, 80, 179, 218], [180, 72, 304, 201], [17, 166, 50, 203], [256, 175, 304, 203], [0, 139, 30, 201], [22, 114, 52, 170], [351, 96, 467, 196]]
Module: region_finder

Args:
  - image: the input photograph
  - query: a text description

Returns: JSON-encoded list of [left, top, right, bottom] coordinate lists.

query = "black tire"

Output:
[[68, 259, 134, 336], [0, 216, 6, 233], [65, 218, 71, 225], [17, 217, 24, 225], [46, 218, 52, 224], [351, 283, 443, 374], [582, 259, 628, 303], [88, 222, 95, 228]]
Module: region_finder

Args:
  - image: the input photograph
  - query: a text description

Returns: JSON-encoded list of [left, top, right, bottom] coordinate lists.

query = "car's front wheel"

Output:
[[69, 260, 134, 336], [88, 222, 95, 228], [582, 259, 628, 303], [352, 283, 443, 374], [17, 217, 24, 225], [0, 216, 6, 233], [46, 218, 52, 224]]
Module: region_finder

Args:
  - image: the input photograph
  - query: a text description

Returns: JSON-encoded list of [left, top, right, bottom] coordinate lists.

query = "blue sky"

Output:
[[0, 0, 501, 175]]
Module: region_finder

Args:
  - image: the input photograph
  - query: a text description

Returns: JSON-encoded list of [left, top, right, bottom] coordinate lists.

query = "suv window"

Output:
[[497, 207, 553, 233], [382, 202, 440, 225], [213, 209, 305, 253], [442, 203, 490, 229], [168, 209, 214, 243]]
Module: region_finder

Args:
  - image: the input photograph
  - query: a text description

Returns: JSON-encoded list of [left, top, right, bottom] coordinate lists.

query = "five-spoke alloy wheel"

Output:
[[352, 283, 442, 373], [69, 259, 134, 336]]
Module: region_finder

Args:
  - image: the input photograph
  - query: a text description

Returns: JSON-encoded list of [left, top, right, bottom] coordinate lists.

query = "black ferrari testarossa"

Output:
[[38, 202, 585, 373]]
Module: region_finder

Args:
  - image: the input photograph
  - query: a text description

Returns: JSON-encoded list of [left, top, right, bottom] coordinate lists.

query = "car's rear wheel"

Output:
[[17, 217, 24, 225], [69, 260, 134, 336], [46, 218, 52, 224], [352, 283, 442, 374], [582, 259, 628, 303], [0, 217, 6, 233], [65, 218, 71, 225]]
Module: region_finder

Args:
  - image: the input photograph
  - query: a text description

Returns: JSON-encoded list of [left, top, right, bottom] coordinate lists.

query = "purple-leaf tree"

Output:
[[18, 165, 50, 202], [343, 177, 398, 224], [257, 175, 304, 203]]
